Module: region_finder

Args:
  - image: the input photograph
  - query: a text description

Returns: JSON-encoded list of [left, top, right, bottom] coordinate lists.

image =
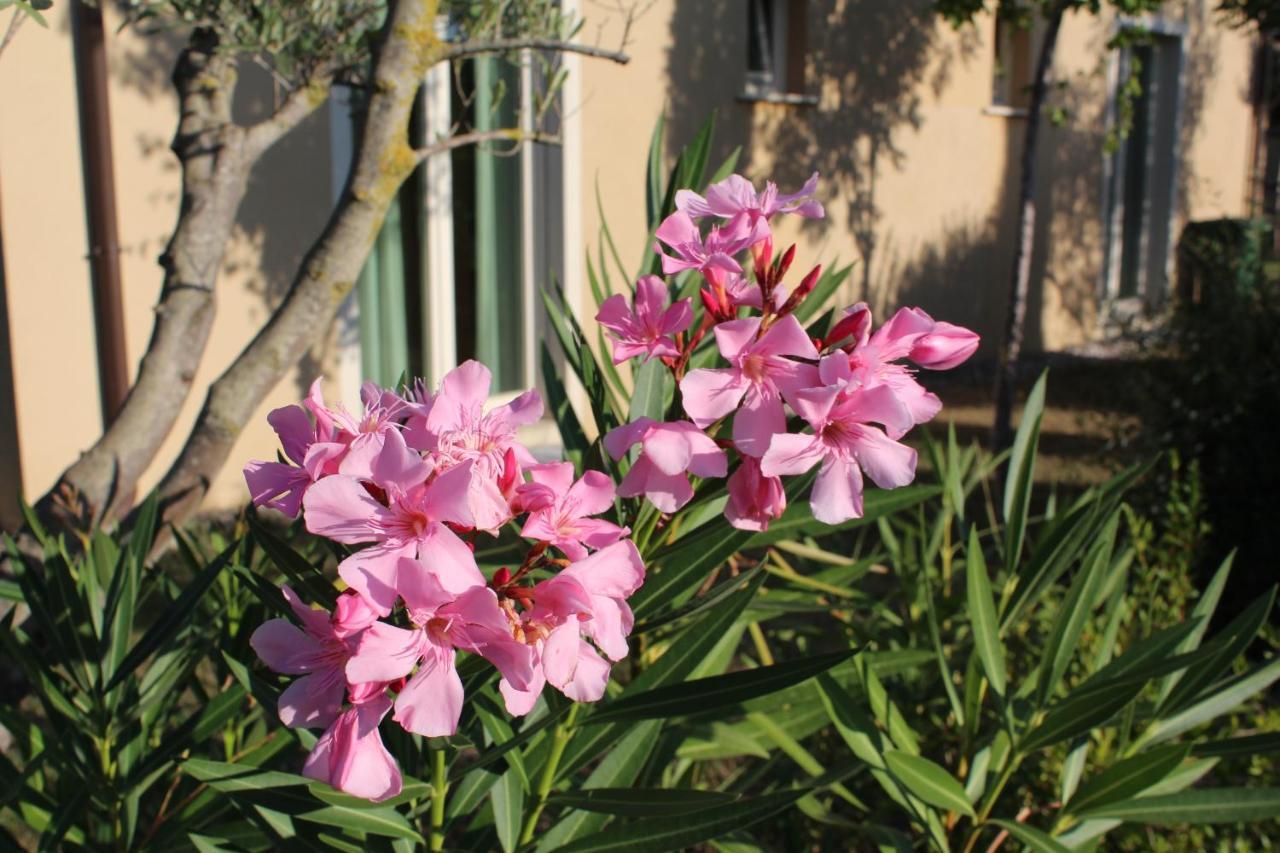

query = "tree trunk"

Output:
[[991, 2, 1067, 451], [37, 30, 330, 531], [150, 0, 441, 529]]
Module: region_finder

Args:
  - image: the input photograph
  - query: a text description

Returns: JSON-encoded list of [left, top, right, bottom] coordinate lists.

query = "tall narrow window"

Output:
[[991, 15, 1033, 111], [345, 51, 564, 396], [743, 0, 812, 103]]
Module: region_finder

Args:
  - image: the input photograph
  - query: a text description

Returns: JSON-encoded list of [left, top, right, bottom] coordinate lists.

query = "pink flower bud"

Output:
[[910, 321, 980, 370]]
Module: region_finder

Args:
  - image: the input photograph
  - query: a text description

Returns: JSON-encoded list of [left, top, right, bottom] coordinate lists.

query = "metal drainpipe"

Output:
[[70, 1, 128, 426]]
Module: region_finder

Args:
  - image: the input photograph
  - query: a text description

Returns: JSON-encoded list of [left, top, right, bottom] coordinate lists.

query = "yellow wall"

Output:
[[0, 1, 1260, 524], [0, 4, 339, 517], [576, 0, 1256, 351]]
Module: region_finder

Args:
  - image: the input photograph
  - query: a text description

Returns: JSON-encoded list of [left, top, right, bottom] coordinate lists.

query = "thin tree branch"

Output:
[[244, 77, 333, 156], [415, 128, 560, 161], [0, 6, 28, 63], [441, 38, 629, 64]]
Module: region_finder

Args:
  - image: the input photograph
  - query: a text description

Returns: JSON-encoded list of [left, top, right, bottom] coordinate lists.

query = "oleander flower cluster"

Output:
[[241, 170, 978, 804], [243, 362, 642, 801], [598, 171, 979, 529]]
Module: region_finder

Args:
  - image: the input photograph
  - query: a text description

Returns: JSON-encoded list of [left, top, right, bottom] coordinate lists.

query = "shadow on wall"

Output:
[[108, 22, 340, 401], [663, 0, 1006, 340]]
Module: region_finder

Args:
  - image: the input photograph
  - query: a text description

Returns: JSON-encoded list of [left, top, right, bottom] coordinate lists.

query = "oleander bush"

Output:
[[1, 122, 1277, 851]]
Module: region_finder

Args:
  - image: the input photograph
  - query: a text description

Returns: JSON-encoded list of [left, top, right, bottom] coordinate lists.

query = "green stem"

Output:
[[961, 752, 1024, 853], [519, 704, 580, 846], [430, 747, 448, 852]]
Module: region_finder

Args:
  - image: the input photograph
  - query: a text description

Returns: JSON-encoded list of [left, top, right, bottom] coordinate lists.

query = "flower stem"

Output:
[[519, 704, 580, 846], [430, 747, 448, 852]]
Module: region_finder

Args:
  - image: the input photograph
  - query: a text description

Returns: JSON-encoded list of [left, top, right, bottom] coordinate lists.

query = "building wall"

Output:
[[0, 4, 338, 519], [575, 0, 1257, 352]]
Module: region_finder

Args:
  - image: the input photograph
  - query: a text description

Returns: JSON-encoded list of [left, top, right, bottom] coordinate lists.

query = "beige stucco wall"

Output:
[[0, 3, 336, 519], [0, 1, 1259, 526], [576, 0, 1256, 352]]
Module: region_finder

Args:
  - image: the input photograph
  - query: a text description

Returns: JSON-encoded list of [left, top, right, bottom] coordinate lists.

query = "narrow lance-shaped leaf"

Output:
[[1002, 370, 1047, 571], [966, 525, 1006, 698], [883, 751, 975, 818]]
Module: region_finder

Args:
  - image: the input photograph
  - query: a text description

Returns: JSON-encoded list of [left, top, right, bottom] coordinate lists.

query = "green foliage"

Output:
[[3, 123, 1277, 852]]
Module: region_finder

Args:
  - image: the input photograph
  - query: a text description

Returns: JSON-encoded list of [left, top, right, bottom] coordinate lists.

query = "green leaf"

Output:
[[882, 751, 975, 818], [548, 788, 741, 817], [747, 485, 940, 547], [965, 525, 1005, 698], [1156, 585, 1275, 716], [644, 113, 666, 231], [550, 785, 816, 853], [1192, 732, 1280, 759], [1002, 370, 1046, 570], [1074, 788, 1280, 824], [793, 261, 854, 323], [1065, 744, 1191, 815], [987, 819, 1069, 853], [630, 522, 755, 620], [629, 358, 673, 423], [1143, 656, 1280, 745], [1036, 512, 1118, 705], [588, 650, 855, 725], [104, 542, 236, 692], [247, 514, 336, 607], [1156, 551, 1233, 704], [490, 764, 524, 853], [539, 720, 663, 850], [634, 566, 762, 636]]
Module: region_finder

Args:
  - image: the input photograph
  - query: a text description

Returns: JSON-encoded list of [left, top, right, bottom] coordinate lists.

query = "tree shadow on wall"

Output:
[[664, 0, 979, 299]]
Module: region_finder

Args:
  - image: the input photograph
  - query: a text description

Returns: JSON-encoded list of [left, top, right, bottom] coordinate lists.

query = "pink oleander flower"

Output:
[[499, 540, 645, 715], [305, 379, 410, 482], [910, 321, 981, 370], [407, 360, 542, 479], [604, 418, 728, 513], [676, 172, 824, 224], [596, 275, 693, 364], [761, 355, 917, 524], [679, 314, 820, 457], [653, 210, 767, 280], [516, 462, 629, 560], [345, 559, 534, 737], [249, 587, 378, 729], [725, 456, 787, 532], [303, 432, 504, 614], [243, 403, 346, 518], [303, 693, 403, 803]]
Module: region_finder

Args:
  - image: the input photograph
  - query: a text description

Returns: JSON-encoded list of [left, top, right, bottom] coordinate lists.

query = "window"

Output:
[[1101, 29, 1184, 312], [333, 53, 565, 399], [742, 0, 814, 105], [991, 15, 1034, 112]]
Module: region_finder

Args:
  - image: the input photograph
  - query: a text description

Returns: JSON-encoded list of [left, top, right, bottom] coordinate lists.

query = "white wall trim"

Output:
[[328, 85, 365, 410], [422, 55, 458, 388]]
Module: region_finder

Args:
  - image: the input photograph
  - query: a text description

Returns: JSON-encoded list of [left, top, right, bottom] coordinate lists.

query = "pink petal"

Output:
[[500, 667, 546, 716], [338, 540, 416, 616], [604, 417, 656, 461], [811, 456, 865, 524], [250, 619, 323, 674], [639, 467, 694, 513], [243, 460, 309, 518], [304, 476, 393, 544], [423, 459, 509, 531], [595, 293, 634, 334], [440, 360, 492, 410], [573, 518, 629, 552], [282, 585, 333, 638], [278, 669, 345, 729], [760, 432, 825, 477], [414, 524, 486, 595], [712, 317, 762, 361], [561, 540, 646, 599], [267, 405, 315, 466], [528, 461, 575, 495], [755, 313, 817, 360], [674, 188, 715, 218], [346, 622, 425, 683], [394, 649, 464, 737], [566, 470, 617, 517], [910, 321, 979, 370], [541, 621, 582, 689], [305, 694, 402, 803], [732, 385, 786, 458], [558, 640, 611, 703], [851, 425, 918, 490], [660, 298, 694, 335], [790, 386, 840, 429], [679, 368, 749, 428], [655, 210, 700, 248], [498, 388, 544, 428], [642, 425, 693, 477], [395, 556, 455, 617], [367, 429, 431, 491], [677, 423, 729, 478]]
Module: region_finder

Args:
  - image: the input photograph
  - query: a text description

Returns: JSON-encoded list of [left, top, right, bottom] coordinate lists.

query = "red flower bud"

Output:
[[492, 567, 512, 587]]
